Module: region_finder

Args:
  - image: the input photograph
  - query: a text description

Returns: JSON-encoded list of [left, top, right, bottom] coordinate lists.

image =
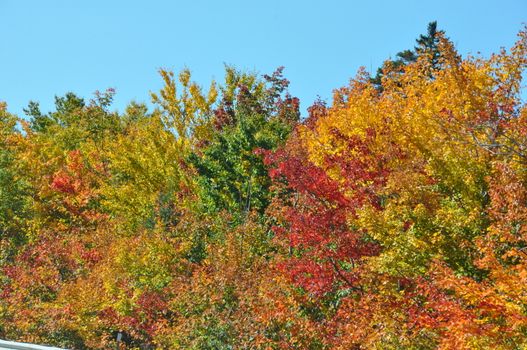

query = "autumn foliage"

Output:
[[1, 26, 527, 349]]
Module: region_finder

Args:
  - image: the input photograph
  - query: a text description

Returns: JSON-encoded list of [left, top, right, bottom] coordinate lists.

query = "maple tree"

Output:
[[259, 28, 527, 350]]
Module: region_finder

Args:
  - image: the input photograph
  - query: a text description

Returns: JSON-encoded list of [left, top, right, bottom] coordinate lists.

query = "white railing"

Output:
[[0, 340, 66, 350]]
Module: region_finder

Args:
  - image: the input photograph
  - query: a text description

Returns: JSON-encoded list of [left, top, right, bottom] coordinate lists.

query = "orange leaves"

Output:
[[261, 28, 527, 349], [51, 172, 76, 194], [48, 150, 105, 223], [2, 27, 527, 349]]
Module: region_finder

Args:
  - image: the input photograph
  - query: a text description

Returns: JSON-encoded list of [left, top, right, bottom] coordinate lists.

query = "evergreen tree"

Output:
[[371, 21, 444, 89]]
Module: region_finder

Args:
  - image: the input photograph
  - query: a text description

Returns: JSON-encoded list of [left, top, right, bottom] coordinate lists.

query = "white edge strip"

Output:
[[0, 340, 66, 350]]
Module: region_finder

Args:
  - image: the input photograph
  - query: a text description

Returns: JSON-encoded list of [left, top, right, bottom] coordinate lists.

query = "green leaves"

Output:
[[189, 67, 298, 218], [1, 26, 526, 349], [0, 107, 29, 260]]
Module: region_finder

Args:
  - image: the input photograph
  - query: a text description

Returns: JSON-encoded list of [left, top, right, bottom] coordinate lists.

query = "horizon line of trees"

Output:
[[1, 22, 527, 350]]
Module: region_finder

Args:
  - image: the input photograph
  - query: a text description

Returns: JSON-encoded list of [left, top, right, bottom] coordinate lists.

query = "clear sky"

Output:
[[1, 0, 526, 117]]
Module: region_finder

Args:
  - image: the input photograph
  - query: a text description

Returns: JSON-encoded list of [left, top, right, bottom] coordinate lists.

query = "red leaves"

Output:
[[305, 99, 327, 130], [2, 32, 527, 349], [51, 172, 76, 194], [266, 130, 384, 296], [48, 150, 105, 222], [51, 151, 85, 194], [265, 148, 350, 207], [50, 150, 84, 194]]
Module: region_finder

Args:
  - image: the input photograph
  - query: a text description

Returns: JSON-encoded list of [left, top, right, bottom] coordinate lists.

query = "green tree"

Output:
[[189, 66, 299, 219], [0, 103, 28, 263], [371, 21, 444, 89]]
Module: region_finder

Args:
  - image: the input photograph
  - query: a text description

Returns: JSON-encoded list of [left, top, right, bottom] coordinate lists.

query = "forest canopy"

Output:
[[1, 23, 527, 350]]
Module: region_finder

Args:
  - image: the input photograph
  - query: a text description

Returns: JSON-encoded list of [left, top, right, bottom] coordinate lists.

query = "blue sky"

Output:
[[1, 0, 526, 117]]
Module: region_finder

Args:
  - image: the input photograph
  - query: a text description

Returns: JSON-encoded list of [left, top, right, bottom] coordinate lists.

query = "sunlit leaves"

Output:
[[151, 68, 217, 144], [1, 27, 527, 350]]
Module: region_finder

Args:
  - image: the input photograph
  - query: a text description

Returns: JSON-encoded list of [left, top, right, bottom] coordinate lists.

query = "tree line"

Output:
[[1, 23, 527, 349]]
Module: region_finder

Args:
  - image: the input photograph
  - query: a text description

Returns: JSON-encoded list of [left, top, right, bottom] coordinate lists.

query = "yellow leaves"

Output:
[[298, 37, 505, 284], [112, 233, 177, 291], [97, 114, 195, 229], [151, 68, 217, 143]]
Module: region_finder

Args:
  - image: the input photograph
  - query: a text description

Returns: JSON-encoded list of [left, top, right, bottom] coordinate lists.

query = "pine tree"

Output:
[[371, 21, 444, 89]]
